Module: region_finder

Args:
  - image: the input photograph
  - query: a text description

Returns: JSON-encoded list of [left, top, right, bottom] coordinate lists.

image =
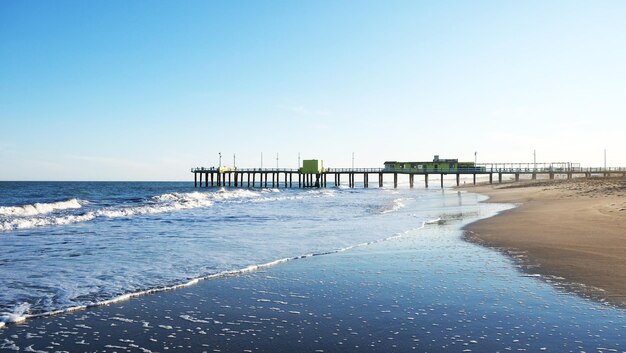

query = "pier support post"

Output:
[[199, 172, 203, 187], [425, 174, 429, 188], [364, 174, 368, 188], [456, 174, 460, 187], [393, 173, 398, 189], [379, 173, 383, 187], [473, 174, 476, 185], [211, 173, 214, 187], [205, 172, 208, 187], [228, 173, 231, 186], [498, 173, 502, 183], [194, 173, 197, 187], [234, 173, 238, 187], [549, 173, 554, 180], [409, 174, 414, 188], [515, 173, 519, 182], [532, 173, 536, 180], [441, 174, 444, 188], [489, 173, 493, 184]]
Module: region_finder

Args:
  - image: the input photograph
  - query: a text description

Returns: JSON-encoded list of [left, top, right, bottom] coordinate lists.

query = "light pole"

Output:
[[233, 154, 236, 169], [219, 152, 222, 168], [474, 151, 477, 166], [276, 153, 279, 169]]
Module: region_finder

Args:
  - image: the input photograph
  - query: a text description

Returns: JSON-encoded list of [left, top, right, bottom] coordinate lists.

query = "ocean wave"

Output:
[[0, 199, 83, 217], [0, 223, 425, 328], [1, 213, 97, 231], [0, 188, 337, 232]]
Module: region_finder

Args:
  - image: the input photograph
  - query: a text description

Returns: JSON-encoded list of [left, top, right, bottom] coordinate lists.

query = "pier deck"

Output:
[[191, 165, 626, 189]]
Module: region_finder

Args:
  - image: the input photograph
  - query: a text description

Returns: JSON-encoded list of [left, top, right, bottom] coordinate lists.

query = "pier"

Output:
[[191, 163, 626, 189]]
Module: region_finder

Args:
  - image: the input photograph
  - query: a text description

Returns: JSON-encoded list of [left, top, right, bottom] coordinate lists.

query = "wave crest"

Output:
[[0, 199, 83, 217]]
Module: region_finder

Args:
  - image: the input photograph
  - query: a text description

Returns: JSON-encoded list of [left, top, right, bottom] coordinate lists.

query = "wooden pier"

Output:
[[191, 165, 626, 189]]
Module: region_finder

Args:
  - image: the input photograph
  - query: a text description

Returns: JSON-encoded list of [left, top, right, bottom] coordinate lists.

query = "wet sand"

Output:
[[462, 177, 626, 306]]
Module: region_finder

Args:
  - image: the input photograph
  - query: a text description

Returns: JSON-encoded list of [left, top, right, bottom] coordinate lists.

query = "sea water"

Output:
[[0, 181, 624, 350], [0, 181, 468, 324]]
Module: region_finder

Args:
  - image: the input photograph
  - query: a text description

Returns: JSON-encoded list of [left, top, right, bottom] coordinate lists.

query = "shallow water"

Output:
[[0, 182, 468, 324], [1, 182, 624, 352]]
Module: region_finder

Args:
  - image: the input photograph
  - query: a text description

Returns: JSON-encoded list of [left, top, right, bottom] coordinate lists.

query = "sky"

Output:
[[1, 0, 625, 181]]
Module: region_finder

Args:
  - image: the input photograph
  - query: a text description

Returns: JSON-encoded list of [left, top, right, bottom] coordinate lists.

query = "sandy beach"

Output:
[[462, 177, 626, 306]]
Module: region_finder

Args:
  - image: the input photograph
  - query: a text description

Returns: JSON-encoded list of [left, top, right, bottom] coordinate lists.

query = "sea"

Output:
[[0, 181, 624, 351]]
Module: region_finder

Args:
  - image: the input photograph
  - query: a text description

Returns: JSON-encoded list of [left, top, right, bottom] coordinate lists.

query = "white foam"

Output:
[[0, 199, 83, 217], [1, 213, 97, 231], [381, 198, 406, 214], [425, 217, 442, 225], [0, 302, 30, 325]]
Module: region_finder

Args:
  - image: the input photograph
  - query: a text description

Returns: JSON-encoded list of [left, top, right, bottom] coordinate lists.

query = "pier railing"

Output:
[[325, 168, 383, 173]]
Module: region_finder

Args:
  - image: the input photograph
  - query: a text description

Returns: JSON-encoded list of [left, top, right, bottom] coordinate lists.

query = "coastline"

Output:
[[2, 187, 625, 352], [460, 177, 626, 307]]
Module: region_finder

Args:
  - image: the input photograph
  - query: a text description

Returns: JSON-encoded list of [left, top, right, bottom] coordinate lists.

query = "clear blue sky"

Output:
[[1, 0, 625, 180]]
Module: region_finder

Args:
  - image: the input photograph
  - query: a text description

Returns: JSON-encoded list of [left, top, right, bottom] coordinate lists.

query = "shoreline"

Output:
[[460, 177, 626, 307], [2, 188, 625, 352]]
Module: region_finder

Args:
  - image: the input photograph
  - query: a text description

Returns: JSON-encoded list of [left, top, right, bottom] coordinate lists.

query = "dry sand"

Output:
[[461, 177, 626, 307]]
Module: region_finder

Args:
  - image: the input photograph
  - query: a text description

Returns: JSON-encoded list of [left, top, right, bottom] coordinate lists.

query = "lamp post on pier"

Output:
[[219, 152, 222, 168]]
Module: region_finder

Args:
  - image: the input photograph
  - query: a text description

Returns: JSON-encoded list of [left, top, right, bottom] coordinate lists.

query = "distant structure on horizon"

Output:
[[191, 155, 626, 189]]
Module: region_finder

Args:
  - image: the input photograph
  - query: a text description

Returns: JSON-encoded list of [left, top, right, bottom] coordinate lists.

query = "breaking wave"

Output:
[[0, 189, 335, 232], [0, 199, 83, 217]]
